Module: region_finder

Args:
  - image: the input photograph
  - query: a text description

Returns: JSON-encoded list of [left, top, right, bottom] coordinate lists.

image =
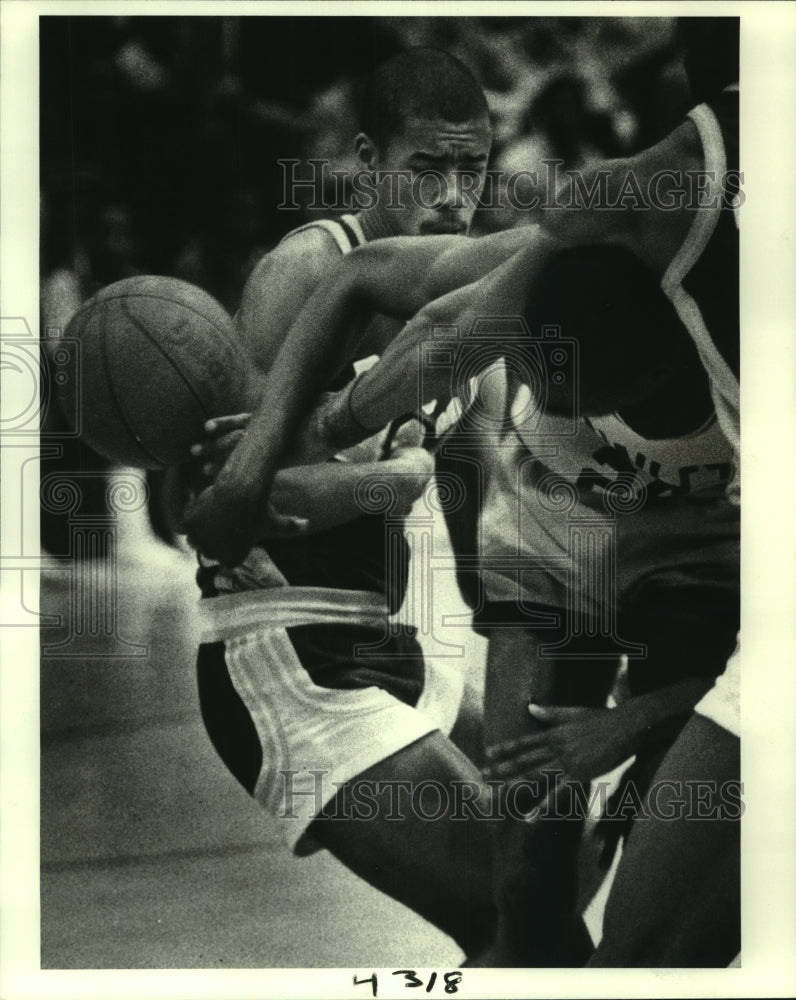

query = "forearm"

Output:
[[424, 226, 535, 298], [227, 227, 556, 488], [349, 238, 556, 431], [215, 266, 365, 499], [285, 283, 482, 467], [268, 447, 433, 533], [217, 239, 460, 496]]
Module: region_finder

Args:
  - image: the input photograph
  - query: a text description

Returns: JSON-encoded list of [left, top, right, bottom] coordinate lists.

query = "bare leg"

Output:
[[484, 628, 617, 966], [310, 731, 496, 957], [449, 682, 486, 768], [589, 713, 740, 966], [198, 643, 495, 956]]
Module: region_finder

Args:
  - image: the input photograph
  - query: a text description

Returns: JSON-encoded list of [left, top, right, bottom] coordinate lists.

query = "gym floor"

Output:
[[39, 482, 611, 970]]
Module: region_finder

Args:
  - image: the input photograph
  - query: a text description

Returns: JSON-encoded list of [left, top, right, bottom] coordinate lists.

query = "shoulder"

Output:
[[236, 224, 347, 370], [627, 116, 703, 182], [247, 224, 344, 288], [238, 225, 344, 324]]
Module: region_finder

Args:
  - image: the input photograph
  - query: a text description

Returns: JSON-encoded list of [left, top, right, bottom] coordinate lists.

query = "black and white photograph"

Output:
[[1, 2, 795, 998]]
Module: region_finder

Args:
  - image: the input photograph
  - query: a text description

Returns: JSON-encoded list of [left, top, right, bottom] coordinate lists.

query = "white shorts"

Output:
[[198, 588, 464, 852]]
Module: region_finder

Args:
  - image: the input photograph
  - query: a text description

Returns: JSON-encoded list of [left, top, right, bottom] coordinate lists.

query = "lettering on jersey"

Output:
[[572, 441, 732, 503]]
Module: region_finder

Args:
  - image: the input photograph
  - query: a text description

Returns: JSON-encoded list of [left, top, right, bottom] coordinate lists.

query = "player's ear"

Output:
[[355, 132, 378, 170]]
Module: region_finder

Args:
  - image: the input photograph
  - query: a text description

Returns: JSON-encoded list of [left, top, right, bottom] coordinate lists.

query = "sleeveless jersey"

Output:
[[662, 86, 739, 491], [281, 212, 367, 256], [476, 360, 735, 607]]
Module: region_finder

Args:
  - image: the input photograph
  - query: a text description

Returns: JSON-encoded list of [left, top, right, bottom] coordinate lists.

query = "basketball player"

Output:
[[187, 18, 741, 967], [201, 241, 739, 967], [188, 49, 499, 956]]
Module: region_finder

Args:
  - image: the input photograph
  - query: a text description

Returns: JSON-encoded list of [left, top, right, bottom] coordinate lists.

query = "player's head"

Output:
[[678, 17, 739, 104], [522, 245, 701, 417], [356, 48, 492, 237]]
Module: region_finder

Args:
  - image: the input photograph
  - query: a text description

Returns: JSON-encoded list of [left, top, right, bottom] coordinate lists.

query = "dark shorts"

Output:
[[474, 587, 739, 697]]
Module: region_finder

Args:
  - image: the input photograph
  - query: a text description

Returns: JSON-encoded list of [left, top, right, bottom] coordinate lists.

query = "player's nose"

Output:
[[437, 169, 464, 210]]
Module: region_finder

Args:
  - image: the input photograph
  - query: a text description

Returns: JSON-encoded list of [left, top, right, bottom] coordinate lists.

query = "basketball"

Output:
[[59, 276, 253, 469]]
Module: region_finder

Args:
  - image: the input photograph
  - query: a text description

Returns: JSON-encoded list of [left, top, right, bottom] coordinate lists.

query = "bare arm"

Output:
[[186, 117, 705, 562], [541, 118, 704, 276], [236, 227, 342, 378], [264, 445, 433, 536], [291, 227, 564, 457], [286, 116, 705, 459], [184, 230, 527, 561], [212, 229, 529, 476], [301, 119, 709, 453]]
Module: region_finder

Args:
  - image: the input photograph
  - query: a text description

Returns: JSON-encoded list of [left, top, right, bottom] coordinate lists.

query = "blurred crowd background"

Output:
[[41, 15, 693, 317]]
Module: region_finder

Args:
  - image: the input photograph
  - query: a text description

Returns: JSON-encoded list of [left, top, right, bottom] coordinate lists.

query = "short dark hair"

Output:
[[525, 245, 707, 417], [359, 47, 490, 149], [678, 17, 740, 103]]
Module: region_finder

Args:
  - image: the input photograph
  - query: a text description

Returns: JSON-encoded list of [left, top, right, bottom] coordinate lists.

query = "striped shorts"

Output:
[[196, 587, 464, 852]]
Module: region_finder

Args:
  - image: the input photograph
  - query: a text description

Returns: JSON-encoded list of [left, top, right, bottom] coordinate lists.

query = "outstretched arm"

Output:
[[223, 229, 531, 472], [184, 229, 529, 563], [312, 117, 710, 453], [290, 227, 564, 460]]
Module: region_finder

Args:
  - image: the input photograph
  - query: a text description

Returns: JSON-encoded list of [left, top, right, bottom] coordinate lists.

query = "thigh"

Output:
[[590, 713, 741, 967], [483, 623, 618, 749]]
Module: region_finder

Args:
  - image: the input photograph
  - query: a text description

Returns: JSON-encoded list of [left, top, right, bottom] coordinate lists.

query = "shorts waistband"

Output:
[[198, 587, 390, 643]]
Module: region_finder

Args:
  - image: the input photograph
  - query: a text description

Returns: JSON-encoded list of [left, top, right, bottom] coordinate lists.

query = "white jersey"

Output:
[[477, 362, 735, 609]]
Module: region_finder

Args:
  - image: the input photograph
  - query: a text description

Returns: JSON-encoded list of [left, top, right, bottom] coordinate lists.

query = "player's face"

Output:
[[375, 115, 491, 237]]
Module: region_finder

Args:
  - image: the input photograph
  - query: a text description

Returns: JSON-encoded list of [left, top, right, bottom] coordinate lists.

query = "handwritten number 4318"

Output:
[[353, 970, 463, 996]]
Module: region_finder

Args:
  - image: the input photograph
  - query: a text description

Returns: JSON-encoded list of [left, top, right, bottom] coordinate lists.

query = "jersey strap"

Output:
[[280, 213, 367, 255], [661, 90, 739, 459]]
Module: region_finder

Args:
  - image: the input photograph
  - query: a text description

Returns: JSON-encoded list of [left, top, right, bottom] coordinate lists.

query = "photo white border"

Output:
[[2, 2, 795, 998]]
